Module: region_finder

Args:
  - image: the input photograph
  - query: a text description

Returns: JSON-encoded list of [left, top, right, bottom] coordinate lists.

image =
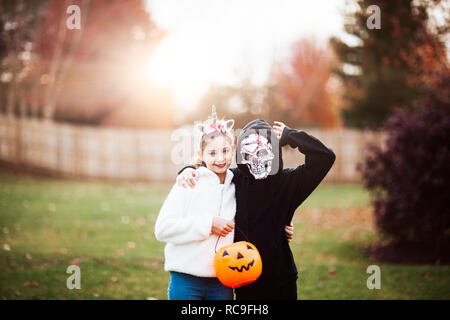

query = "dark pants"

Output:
[[235, 280, 297, 300]]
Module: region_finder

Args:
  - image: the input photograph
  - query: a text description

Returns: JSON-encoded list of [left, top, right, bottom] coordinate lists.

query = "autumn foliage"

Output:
[[270, 39, 341, 128], [194, 39, 341, 129], [330, 0, 449, 128], [359, 75, 450, 259]]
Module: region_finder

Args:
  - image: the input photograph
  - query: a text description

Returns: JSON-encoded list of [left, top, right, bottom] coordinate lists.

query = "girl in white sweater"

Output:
[[155, 109, 236, 300]]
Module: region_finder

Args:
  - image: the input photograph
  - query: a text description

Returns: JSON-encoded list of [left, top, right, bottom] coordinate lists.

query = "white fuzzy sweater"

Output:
[[154, 167, 236, 277]]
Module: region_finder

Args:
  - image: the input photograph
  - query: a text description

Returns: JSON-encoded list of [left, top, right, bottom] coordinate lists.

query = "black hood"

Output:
[[236, 119, 283, 181]]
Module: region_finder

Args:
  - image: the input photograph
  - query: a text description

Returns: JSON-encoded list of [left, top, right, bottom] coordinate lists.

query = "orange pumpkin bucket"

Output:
[[214, 241, 262, 288]]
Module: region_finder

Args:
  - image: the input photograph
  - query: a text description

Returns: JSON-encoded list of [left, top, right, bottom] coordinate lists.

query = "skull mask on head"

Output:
[[240, 133, 275, 180]]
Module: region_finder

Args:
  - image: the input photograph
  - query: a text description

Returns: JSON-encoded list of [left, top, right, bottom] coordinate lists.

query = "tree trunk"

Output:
[[42, 0, 70, 120]]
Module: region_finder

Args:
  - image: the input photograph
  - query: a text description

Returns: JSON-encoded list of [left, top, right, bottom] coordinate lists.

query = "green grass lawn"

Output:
[[0, 173, 449, 300]]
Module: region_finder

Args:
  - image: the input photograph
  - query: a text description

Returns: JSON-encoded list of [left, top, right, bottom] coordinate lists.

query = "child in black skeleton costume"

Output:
[[178, 119, 335, 299]]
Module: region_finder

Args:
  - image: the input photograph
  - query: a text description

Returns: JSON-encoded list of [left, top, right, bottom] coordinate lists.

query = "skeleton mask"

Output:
[[240, 133, 274, 180]]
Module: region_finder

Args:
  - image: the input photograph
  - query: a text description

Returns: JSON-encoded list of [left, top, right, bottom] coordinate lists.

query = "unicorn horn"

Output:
[[211, 105, 218, 123]]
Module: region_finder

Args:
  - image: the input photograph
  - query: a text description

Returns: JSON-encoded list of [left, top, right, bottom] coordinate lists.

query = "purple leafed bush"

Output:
[[359, 91, 450, 256]]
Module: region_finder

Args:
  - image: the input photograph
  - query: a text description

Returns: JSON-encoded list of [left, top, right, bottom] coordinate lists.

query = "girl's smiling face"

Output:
[[198, 135, 234, 177]]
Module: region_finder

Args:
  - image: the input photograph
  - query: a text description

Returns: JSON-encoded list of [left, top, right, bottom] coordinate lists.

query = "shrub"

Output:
[[359, 84, 450, 253]]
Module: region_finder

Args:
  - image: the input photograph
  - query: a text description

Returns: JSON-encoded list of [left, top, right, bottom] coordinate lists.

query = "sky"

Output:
[[144, 0, 351, 113]]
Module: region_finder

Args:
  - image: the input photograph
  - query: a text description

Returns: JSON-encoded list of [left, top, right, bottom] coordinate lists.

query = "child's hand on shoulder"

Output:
[[177, 168, 199, 188], [273, 121, 286, 141]]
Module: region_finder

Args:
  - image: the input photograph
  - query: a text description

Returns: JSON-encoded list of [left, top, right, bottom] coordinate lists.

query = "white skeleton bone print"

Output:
[[240, 133, 275, 180]]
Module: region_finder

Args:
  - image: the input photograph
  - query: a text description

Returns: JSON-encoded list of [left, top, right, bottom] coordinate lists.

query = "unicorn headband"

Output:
[[196, 105, 234, 136]]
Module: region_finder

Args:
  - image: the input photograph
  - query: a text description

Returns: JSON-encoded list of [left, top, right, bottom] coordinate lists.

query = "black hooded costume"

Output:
[[179, 119, 335, 299]]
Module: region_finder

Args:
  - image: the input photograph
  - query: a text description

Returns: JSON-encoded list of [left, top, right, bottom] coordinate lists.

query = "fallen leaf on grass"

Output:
[[421, 273, 433, 280], [329, 267, 337, 276], [69, 257, 81, 265], [24, 281, 40, 288], [78, 231, 87, 239]]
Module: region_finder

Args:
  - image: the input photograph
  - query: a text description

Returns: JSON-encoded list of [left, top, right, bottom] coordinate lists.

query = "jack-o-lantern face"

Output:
[[214, 241, 262, 288]]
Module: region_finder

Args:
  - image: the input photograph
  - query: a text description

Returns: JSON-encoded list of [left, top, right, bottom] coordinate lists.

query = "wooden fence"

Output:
[[0, 115, 386, 183]]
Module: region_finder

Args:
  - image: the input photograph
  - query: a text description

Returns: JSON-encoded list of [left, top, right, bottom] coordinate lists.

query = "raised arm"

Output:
[[279, 124, 336, 208]]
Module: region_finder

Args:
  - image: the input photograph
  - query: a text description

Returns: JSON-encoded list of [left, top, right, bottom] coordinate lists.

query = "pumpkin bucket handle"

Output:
[[214, 225, 249, 253]]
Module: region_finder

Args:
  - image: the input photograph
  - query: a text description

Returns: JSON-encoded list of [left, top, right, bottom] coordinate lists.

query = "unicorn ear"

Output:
[[224, 119, 234, 132], [195, 123, 205, 134]]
